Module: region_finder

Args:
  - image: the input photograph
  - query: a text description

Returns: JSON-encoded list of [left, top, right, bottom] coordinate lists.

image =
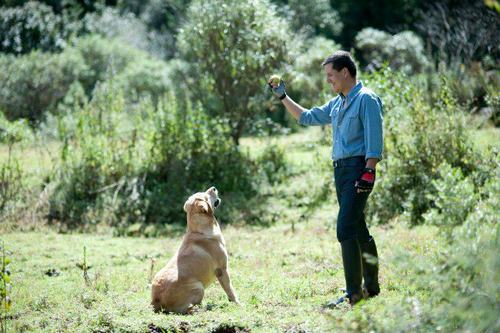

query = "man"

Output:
[[269, 50, 383, 307]]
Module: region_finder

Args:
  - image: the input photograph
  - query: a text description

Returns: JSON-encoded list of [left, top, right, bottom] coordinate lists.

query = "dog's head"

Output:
[[183, 187, 221, 231]]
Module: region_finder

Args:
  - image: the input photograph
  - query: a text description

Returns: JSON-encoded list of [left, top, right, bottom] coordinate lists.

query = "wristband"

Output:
[[279, 93, 287, 100]]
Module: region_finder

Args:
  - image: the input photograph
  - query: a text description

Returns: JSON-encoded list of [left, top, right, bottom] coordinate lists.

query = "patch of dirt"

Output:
[[210, 323, 251, 333], [44, 268, 61, 277], [148, 321, 190, 333]]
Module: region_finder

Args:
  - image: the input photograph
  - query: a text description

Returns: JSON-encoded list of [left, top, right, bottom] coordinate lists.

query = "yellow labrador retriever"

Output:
[[151, 187, 239, 313]]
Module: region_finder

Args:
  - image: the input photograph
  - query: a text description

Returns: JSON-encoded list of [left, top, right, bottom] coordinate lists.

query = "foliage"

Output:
[[365, 68, 478, 224], [485, 88, 500, 126], [0, 49, 87, 122], [273, 0, 343, 38], [82, 6, 176, 59], [82, 7, 152, 54], [427, 62, 500, 121], [355, 28, 429, 74], [0, 34, 169, 122], [70, 35, 143, 96], [177, 0, 294, 144], [423, 163, 478, 228], [0, 241, 12, 333], [48, 84, 254, 231], [113, 57, 172, 104], [257, 144, 289, 185], [332, 0, 429, 47], [0, 113, 34, 145], [0, 1, 76, 54], [416, 1, 500, 64]]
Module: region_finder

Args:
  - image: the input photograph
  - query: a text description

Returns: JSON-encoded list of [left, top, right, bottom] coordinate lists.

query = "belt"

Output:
[[333, 156, 365, 168]]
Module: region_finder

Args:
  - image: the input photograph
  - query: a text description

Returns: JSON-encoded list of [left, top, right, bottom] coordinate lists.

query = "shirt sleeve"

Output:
[[298, 100, 332, 126], [360, 95, 384, 160]]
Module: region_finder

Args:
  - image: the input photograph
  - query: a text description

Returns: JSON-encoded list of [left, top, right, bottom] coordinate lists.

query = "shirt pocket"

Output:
[[345, 112, 362, 143]]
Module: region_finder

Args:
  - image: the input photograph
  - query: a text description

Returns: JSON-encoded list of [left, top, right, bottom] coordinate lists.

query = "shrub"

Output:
[[48, 84, 255, 230], [114, 57, 172, 104], [355, 28, 429, 74], [83, 8, 149, 50], [423, 163, 478, 228], [353, 28, 392, 70], [177, 0, 294, 144], [365, 68, 478, 224], [0, 1, 75, 54], [70, 35, 143, 95], [274, 0, 343, 38], [0, 113, 34, 144], [485, 88, 500, 126], [257, 144, 289, 185], [0, 49, 87, 122], [0, 241, 12, 333]]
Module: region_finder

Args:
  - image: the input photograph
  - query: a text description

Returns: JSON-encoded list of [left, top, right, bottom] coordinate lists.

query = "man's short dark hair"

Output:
[[322, 51, 357, 77]]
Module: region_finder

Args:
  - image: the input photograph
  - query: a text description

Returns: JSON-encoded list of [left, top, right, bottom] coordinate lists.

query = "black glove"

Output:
[[355, 168, 376, 193]]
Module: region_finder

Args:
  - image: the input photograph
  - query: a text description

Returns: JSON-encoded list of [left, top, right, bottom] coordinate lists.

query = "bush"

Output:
[[365, 68, 479, 224], [0, 241, 12, 332], [70, 35, 143, 95], [274, 0, 342, 38], [48, 84, 255, 231], [177, 0, 294, 144], [355, 28, 429, 74], [114, 57, 172, 104], [0, 49, 87, 122], [423, 163, 478, 228], [83, 7, 174, 59], [0, 1, 75, 54], [0, 113, 34, 144], [257, 144, 289, 185]]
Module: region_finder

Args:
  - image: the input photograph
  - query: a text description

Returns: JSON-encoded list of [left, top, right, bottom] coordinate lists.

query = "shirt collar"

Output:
[[340, 81, 363, 102]]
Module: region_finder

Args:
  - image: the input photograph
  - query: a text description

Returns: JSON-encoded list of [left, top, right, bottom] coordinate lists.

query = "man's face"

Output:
[[324, 63, 348, 94]]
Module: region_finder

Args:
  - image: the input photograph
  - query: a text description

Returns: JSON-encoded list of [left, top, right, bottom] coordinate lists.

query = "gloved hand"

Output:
[[268, 75, 287, 100], [355, 168, 376, 193]]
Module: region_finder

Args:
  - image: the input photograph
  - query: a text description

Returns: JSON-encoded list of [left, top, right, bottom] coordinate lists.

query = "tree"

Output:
[[272, 0, 342, 38], [177, 0, 294, 144], [355, 28, 429, 74], [416, 0, 500, 64]]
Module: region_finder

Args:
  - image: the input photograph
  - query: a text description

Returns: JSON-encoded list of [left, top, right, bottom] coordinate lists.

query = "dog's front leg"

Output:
[[215, 267, 240, 304]]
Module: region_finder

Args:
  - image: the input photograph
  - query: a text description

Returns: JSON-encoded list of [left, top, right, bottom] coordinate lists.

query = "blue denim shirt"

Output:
[[298, 81, 383, 161]]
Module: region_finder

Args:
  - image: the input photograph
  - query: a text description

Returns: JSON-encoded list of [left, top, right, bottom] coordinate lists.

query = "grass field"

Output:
[[4, 217, 442, 332], [0, 126, 496, 332]]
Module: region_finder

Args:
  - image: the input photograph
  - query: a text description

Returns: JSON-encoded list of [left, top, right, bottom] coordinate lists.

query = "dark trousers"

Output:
[[333, 156, 371, 243], [333, 156, 380, 297]]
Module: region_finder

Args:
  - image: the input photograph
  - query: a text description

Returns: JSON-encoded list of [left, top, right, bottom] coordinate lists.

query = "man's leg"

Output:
[[355, 189, 380, 297], [360, 236, 380, 297], [331, 166, 365, 305]]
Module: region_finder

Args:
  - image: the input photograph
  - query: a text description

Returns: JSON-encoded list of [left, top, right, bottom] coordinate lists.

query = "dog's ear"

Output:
[[183, 197, 193, 213], [196, 201, 210, 215]]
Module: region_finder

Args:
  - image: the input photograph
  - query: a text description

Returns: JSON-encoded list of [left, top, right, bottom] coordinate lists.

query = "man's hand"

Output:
[[355, 168, 376, 193], [268, 75, 286, 100]]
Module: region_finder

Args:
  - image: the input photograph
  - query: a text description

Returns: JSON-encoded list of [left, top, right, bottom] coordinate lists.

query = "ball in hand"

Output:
[[269, 74, 281, 86]]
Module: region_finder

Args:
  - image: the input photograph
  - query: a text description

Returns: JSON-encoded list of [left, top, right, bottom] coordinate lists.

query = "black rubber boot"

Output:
[[360, 236, 380, 297], [341, 238, 363, 303], [323, 239, 364, 309]]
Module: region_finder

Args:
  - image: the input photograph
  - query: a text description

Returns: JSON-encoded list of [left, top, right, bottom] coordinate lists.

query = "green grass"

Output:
[[1, 127, 450, 332], [3, 219, 443, 333], [471, 126, 500, 151]]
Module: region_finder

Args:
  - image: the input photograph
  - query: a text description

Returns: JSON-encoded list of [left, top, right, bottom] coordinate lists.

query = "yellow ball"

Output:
[[269, 74, 281, 86]]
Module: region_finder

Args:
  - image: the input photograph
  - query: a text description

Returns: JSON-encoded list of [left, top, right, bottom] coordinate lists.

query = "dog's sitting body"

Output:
[[151, 187, 239, 314]]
